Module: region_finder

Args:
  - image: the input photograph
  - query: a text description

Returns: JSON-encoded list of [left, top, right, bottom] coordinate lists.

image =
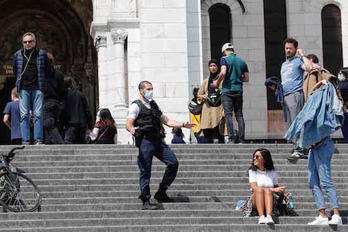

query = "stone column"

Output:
[[110, 29, 131, 144], [110, 29, 128, 109], [95, 35, 108, 109]]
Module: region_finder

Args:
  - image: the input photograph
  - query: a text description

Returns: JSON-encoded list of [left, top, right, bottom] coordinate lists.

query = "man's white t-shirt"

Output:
[[248, 169, 278, 188], [127, 99, 164, 120]]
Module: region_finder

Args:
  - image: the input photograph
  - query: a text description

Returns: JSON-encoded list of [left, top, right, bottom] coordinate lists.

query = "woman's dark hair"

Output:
[[307, 54, 319, 63], [248, 148, 275, 171], [172, 127, 184, 138], [99, 108, 115, 127]]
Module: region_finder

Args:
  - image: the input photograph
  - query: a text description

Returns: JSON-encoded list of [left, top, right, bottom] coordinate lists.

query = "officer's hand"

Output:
[[183, 122, 196, 129], [131, 126, 139, 135]]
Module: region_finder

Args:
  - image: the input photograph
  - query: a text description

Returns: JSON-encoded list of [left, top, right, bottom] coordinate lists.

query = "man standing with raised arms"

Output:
[[281, 38, 312, 160]]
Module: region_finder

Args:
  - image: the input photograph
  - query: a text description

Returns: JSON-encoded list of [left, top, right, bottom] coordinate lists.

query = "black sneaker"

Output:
[[154, 192, 174, 203], [142, 201, 159, 210]]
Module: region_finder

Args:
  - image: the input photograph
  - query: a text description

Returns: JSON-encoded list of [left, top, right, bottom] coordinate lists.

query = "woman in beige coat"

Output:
[[198, 59, 224, 143]]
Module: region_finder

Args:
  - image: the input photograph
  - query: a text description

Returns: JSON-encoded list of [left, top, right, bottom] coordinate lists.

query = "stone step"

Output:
[[2, 143, 347, 150], [14, 164, 348, 173], [36, 190, 348, 199], [0, 209, 343, 220], [0, 144, 346, 232], [9, 152, 348, 164], [31, 181, 348, 190], [34, 183, 348, 192], [0, 224, 345, 232], [12, 159, 348, 167], [29, 176, 348, 184], [0, 216, 346, 229], [36, 202, 348, 211], [20, 170, 348, 179], [40, 195, 348, 205]]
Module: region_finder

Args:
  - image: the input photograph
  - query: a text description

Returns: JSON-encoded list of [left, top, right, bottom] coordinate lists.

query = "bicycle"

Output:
[[0, 146, 41, 212]]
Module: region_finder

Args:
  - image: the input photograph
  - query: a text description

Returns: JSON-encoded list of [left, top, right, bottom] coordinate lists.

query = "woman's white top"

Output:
[[248, 169, 278, 188]]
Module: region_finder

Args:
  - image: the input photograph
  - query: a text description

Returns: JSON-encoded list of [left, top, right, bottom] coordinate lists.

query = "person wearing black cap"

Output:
[[197, 59, 224, 143], [212, 43, 249, 143]]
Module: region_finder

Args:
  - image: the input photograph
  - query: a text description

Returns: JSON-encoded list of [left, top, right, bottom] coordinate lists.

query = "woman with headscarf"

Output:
[[197, 59, 224, 143]]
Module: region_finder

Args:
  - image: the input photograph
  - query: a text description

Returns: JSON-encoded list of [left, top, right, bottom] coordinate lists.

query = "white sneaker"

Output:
[[329, 215, 343, 226], [266, 215, 274, 225], [258, 215, 267, 224], [308, 215, 329, 225]]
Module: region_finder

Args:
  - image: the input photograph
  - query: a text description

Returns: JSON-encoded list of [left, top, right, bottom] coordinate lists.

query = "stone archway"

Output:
[[0, 0, 96, 144]]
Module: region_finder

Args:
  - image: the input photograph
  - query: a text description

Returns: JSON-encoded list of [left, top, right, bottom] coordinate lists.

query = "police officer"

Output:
[[126, 80, 195, 210]]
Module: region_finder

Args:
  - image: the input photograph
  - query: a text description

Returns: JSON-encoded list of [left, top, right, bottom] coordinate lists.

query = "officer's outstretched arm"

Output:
[[162, 116, 195, 129]]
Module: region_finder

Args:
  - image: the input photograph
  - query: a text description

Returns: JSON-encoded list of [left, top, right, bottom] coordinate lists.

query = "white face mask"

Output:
[[144, 90, 153, 100], [338, 73, 345, 82]]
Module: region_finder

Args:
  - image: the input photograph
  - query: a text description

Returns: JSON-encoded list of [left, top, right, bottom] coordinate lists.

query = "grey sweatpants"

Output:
[[283, 91, 304, 130]]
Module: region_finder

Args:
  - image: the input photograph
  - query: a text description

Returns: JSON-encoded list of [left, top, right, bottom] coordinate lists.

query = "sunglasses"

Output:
[[23, 40, 34, 44], [254, 154, 262, 159]]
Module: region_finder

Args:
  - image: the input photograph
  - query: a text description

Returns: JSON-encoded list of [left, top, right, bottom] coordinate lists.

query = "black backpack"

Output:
[[188, 99, 202, 115]]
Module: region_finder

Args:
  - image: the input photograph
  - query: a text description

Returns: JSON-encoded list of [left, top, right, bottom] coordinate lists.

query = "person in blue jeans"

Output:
[[307, 136, 342, 226], [286, 80, 343, 226], [3, 88, 22, 144], [13, 32, 50, 145], [126, 81, 194, 210], [212, 43, 249, 143]]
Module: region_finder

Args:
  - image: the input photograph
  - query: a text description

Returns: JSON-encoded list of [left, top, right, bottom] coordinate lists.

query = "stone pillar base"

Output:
[[113, 107, 134, 145]]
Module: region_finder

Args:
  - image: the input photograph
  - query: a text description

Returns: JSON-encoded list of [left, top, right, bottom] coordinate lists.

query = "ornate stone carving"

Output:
[[95, 36, 107, 49], [111, 29, 128, 44]]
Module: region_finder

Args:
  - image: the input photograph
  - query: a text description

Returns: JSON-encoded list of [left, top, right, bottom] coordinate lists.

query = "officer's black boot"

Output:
[[142, 200, 159, 210], [139, 195, 158, 210], [154, 184, 173, 203]]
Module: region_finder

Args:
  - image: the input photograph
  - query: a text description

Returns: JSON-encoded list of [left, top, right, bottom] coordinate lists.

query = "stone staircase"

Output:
[[0, 144, 347, 232]]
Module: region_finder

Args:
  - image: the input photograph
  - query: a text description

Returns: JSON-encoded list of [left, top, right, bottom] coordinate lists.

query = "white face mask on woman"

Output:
[[338, 73, 345, 82]]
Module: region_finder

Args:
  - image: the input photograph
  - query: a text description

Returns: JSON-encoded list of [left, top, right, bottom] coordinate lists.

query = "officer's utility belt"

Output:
[[134, 131, 161, 147]]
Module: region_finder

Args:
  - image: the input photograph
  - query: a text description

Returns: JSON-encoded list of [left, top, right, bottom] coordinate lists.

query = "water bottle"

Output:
[[288, 193, 294, 210]]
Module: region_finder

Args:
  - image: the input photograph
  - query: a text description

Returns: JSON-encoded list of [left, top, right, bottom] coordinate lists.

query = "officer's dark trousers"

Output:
[[137, 138, 179, 201]]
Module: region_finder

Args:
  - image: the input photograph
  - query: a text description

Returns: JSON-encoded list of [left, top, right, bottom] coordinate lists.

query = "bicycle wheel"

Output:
[[0, 171, 41, 212]]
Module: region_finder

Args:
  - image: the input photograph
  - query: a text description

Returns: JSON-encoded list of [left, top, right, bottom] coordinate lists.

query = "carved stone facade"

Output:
[[0, 0, 346, 144], [0, 0, 96, 144]]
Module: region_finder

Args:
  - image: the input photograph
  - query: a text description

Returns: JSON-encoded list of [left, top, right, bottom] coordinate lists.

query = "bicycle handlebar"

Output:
[[8, 146, 25, 159]]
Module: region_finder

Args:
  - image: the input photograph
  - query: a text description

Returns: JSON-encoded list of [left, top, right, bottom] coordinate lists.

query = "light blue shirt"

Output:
[[281, 56, 304, 96]]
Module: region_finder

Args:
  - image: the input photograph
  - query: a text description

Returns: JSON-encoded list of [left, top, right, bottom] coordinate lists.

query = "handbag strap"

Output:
[[96, 127, 109, 142]]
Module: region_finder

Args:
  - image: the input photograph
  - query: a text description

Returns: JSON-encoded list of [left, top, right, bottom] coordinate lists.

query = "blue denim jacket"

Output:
[[284, 82, 344, 148], [265, 76, 286, 121]]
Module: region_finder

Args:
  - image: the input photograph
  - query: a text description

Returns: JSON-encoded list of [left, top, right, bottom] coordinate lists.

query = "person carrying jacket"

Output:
[[284, 81, 344, 226], [126, 80, 194, 210]]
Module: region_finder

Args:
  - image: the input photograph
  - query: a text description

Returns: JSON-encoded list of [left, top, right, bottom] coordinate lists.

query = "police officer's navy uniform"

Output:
[[129, 99, 179, 205]]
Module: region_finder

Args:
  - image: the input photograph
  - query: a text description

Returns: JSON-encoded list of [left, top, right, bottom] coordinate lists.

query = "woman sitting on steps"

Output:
[[248, 148, 287, 225]]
